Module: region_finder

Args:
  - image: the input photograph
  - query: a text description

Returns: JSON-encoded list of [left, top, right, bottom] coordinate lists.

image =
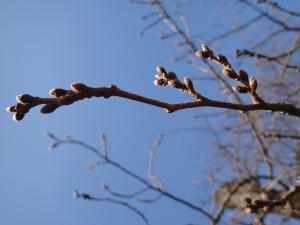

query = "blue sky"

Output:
[[0, 1, 216, 225], [1, 1, 299, 225]]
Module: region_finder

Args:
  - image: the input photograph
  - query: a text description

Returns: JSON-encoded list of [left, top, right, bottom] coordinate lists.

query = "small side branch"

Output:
[[73, 191, 149, 225], [235, 49, 300, 72], [256, 0, 300, 18]]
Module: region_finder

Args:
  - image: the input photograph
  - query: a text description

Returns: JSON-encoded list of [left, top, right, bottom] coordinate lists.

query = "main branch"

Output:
[[6, 79, 300, 122]]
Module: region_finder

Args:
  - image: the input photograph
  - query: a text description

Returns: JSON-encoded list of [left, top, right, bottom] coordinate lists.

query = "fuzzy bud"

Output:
[[16, 94, 34, 104], [183, 77, 194, 90], [164, 71, 177, 80], [195, 50, 205, 58], [71, 82, 89, 92], [199, 44, 213, 58], [13, 112, 25, 122], [217, 54, 229, 65], [155, 74, 162, 79], [222, 68, 230, 76], [239, 70, 249, 82], [153, 79, 166, 86], [167, 79, 181, 88], [40, 104, 59, 114], [201, 44, 211, 53], [15, 103, 25, 111], [49, 88, 68, 97], [232, 85, 248, 93], [156, 65, 167, 75], [6, 105, 16, 112], [249, 77, 257, 91]]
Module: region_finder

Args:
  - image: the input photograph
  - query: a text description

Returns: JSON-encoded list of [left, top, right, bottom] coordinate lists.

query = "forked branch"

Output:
[[6, 45, 300, 121]]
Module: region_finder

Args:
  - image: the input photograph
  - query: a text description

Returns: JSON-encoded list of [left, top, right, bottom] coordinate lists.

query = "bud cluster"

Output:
[[196, 43, 265, 104], [195, 44, 214, 60], [153, 65, 203, 100], [6, 82, 92, 122], [153, 65, 183, 89], [6, 94, 36, 122]]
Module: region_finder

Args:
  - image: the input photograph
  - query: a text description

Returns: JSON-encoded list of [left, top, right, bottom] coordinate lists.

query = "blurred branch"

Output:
[[256, 0, 300, 18], [235, 49, 300, 72], [48, 133, 215, 222], [209, 15, 264, 44], [147, 134, 165, 190], [260, 132, 300, 141], [73, 191, 150, 225], [238, 0, 300, 32]]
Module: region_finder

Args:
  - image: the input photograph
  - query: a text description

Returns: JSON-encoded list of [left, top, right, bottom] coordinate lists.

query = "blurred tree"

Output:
[[6, 0, 300, 224]]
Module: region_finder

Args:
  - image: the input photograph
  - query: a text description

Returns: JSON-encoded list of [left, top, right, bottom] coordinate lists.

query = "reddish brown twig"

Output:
[[6, 67, 300, 122]]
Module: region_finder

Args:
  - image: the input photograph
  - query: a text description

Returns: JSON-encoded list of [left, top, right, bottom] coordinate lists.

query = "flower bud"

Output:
[[71, 82, 89, 92], [16, 94, 34, 104], [249, 77, 257, 91], [153, 79, 166, 86], [40, 104, 59, 113], [239, 70, 249, 82], [15, 103, 24, 111], [156, 65, 167, 75], [196, 50, 211, 59], [201, 44, 210, 53], [13, 112, 25, 122], [49, 88, 68, 97], [6, 105, 16, 112], [164, 72, 177, 80], [217, 54, 229, 65], [223, 68, 230, 76], [184, 77, 194, 90], [232, 85, 248, 93]]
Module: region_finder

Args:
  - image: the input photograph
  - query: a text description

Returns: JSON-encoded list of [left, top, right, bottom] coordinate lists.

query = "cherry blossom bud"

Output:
[[184, 77, 194, 90], [232, 85, 248, 93], [16, 94, 34, 104], [249, 77, 257, 91], [40, 104, 59, 113], [71, 82, 88, 92], [49, 88, 68, 97], [239, 70, 249, 82], [13, 112, 25, 122]]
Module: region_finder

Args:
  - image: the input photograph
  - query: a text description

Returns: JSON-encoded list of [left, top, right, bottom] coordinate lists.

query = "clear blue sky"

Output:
[[1, 1, 299, 225]]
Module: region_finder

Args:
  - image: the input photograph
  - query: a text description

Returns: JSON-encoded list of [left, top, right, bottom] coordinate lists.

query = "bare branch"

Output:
[[73, 191, 150, 225], [235, 49, 300, 72], [50, 135, 215, 222], [256, 0, 300, 18]]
